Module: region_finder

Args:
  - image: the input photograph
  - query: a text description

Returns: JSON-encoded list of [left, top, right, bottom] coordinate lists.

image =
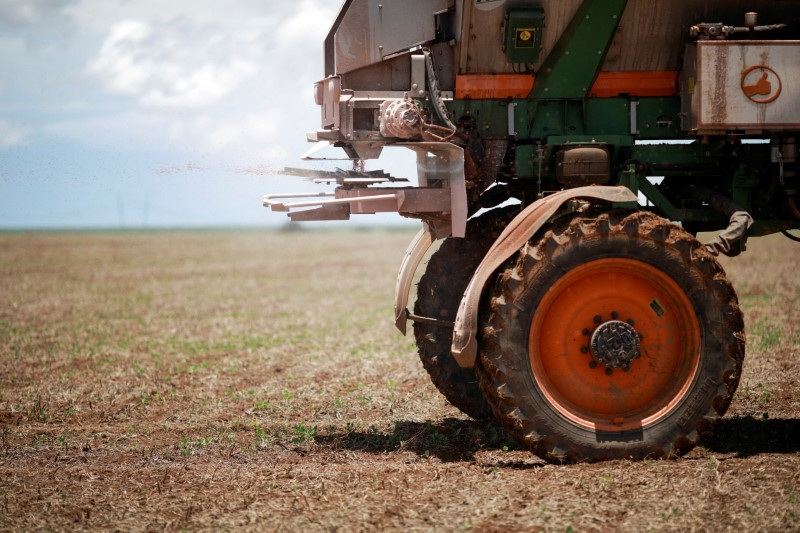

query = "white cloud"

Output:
[[275, 0, 338, 50], [65, 0, 281, 32], [44, 111, 172, 151], [74, 1, 340, 160], [88, 20, 153, 95], [205, 110, 284, 157], [83, 0, 339, 111], [0, 118, 30, 147], [0, 0, 72, 26], [87, 18, 262, 110], [42, 103, 306, 164], [13, 0, 343, 164]]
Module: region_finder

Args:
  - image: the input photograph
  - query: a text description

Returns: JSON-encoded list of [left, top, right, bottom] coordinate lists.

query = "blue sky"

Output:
[[0, 0, 414, 229]]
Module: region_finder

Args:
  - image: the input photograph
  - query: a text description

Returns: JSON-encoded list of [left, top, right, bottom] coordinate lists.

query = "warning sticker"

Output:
[[516, 28, 537, 48]]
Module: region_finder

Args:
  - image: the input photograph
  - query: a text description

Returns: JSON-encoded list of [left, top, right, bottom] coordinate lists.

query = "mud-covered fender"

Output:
[[451, 185, 638, 368], [394, 227, 435, 335]]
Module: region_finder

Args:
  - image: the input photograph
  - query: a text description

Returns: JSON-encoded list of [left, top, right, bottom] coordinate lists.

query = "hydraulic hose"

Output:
[[788, 197, 800, 221], [785, 197, 800, 243], [783, 230, 800, 243], [689, 187, 753, 257], [423, 48, 458, 132]]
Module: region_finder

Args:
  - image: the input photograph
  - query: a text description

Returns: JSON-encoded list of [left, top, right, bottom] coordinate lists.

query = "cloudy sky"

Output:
[[0, 0, 399, 228]]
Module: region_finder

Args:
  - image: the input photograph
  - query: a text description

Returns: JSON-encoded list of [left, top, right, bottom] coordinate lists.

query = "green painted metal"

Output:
[[514, 144, 541, 180], [504, 7, 544, 64], [629, 143, 711, 170], [445, 97, 685, 141], [445, 100, 513, 139], [584, 99, 633, 136], [636, 177, 717, 222], [633, 99, 683, 138], [615, 165, 639, 210], [528, 0, 628, 100], [514, 135, 633, 180], [546, 135, 633, 147], [732, 165, 757, 209]]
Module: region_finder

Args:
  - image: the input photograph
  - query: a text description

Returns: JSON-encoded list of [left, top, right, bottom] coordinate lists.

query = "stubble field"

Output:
[[0, 227, 798, 531]]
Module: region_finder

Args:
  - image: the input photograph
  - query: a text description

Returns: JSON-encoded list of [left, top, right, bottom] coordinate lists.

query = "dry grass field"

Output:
[[0, 227, 798, 531]]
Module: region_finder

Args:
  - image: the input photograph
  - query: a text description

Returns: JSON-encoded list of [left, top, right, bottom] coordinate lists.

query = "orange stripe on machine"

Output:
[[589, 71, 679, 98], [455, 74, 535, 99]]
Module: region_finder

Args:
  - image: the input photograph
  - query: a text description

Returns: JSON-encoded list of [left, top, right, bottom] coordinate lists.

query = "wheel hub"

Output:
[[590, 320, 641, 369]]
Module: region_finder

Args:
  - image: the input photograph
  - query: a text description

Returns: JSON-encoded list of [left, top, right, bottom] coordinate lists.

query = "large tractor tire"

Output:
[[477, 209, 745, 462], [414, 206, 519, 419]]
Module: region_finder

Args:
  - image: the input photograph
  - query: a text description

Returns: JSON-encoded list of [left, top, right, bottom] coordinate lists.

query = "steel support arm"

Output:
[[529, 0, 628, 100]]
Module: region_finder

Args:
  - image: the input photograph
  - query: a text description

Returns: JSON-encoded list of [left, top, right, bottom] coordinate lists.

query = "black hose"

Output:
[[782, 230, 800, 243], [688, 186, 753, 257], [422, 48, 458, 132], [789, 197, 800, 221]]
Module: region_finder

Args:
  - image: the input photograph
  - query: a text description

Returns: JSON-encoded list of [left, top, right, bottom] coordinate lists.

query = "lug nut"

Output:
[[605, 368, 614, 376], [627, 318, 635, 326], [582, 328, 591, 336], [593, 315, 602, 324], [611, 311, 619, 319], [580, 346, 589, 354]]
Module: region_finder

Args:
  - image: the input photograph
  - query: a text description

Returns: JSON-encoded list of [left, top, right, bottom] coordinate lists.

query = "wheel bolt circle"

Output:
[[589, 319, 642, 370]]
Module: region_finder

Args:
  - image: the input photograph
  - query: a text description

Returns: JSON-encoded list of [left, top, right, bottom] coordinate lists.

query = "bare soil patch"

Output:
[[0, 229, 798, 531]]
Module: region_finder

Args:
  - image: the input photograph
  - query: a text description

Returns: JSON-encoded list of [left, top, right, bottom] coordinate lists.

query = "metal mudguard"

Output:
[[394, 227, 434, 335], [450, 185, 638, 368]]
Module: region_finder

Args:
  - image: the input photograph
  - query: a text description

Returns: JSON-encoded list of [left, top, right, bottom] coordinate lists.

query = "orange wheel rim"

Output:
[[528, 258, 701, 432]]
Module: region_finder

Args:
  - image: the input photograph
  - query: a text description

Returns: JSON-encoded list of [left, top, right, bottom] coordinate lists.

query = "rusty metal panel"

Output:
[[604, 0, 685, 72], [340, 54, 412, 92], [603, 0, 800, 72], [458, 0, 800, 76], [456, 0, 775, 74], [458, 0, 582, 74], [334, 0, 453, 74], [697, 41, 800, 130], [680, 44, 698, 131]]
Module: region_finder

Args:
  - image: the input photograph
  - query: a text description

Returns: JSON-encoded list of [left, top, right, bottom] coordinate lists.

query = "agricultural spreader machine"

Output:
[[264, 0, 800, 462]]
